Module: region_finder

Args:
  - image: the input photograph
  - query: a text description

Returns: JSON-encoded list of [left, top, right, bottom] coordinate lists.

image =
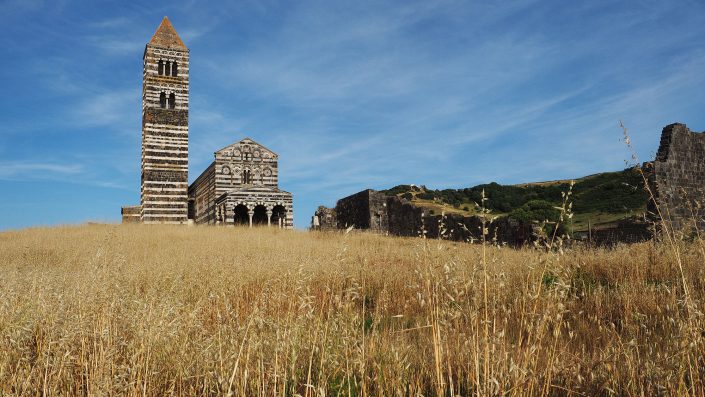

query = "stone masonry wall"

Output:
[[652, 123, 705, 231], [311, 206, 337, 230], [329, 190, 533, 246], [187, 162, 216, 224], [386, 196, 425, 237], [335, 190, 376, 229], [583, 218, 652, 246], [140, 18, 190, 224], [420, 212, 532, 246], [367, 190, 389, 232], [121, 205, 141, 223]]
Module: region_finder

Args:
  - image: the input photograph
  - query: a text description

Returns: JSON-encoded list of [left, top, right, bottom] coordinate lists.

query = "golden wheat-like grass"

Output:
[[0, 224, 703, 396]]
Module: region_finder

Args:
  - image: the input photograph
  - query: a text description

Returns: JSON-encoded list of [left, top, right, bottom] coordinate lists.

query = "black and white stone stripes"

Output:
[[140, 18, 190, 224]]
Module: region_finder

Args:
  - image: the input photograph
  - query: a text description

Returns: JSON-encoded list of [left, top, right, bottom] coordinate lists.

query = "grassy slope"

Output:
[[383, 168, 648, 231], [0, 224, 704, 395]]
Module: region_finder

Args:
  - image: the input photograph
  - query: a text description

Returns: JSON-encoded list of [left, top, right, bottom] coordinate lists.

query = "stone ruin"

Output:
[[313, 122, 705, 246], [312, 189, 534, 246], [650, 123, 705, 232], [311, 206, 337, 231]]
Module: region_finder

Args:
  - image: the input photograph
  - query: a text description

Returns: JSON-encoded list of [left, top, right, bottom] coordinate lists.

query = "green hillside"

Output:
[[381, 168, 649, 232]]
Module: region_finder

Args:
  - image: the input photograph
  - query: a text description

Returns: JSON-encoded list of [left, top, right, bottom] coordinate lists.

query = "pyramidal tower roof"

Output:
[[148, 16, 187, 49]]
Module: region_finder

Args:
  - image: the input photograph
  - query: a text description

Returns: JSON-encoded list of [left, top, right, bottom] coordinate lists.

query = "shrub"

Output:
[[417, 192, 435, 200]]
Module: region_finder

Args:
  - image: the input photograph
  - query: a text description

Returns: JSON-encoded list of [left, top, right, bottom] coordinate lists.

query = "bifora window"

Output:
[[159, 92, 176, 109], [158, 60, 179, 77]]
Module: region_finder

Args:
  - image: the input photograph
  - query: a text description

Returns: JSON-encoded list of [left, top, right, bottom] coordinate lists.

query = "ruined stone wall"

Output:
[[368, 190, 388, 232], [419, 213, 532, 246], [330, 192, 532, 245], [335, 190, 374, 229], [652, 123, 705, 231], [386, 196, 425, 237], [311, 206, 337, 230], [581, 218, 652, 247], [333, 189, 389, 231]]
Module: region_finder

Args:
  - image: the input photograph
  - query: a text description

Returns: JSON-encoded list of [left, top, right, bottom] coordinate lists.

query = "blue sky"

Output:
[[1, 0, 704, 230]]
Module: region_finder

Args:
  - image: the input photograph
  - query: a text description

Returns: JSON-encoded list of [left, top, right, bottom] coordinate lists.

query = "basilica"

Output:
[[121, 17, 293, 227]]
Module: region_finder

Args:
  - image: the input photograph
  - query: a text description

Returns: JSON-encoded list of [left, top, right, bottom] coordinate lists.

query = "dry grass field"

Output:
[[1, 224, 704, 396]]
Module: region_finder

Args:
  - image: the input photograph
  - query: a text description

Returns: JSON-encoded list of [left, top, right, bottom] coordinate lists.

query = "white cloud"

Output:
[[89, 37, 144, 55], [0, 162, 83, 179], [71, 89, 140, 130]]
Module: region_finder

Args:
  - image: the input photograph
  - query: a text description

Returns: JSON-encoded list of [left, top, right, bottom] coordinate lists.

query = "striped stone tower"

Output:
[[140, 17, 189, 223]]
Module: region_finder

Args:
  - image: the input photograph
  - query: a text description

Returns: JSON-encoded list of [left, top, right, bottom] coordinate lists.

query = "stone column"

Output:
[[248, 209, 254, 228], [266, 210, 272, 226], [225, 205, 234, 227]]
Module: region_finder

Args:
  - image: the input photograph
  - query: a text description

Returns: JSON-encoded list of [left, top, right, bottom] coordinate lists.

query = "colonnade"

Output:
[[215, 201, 291, 228]]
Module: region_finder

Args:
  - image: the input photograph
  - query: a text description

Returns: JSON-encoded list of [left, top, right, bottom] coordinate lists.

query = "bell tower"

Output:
[[140, 17, 189, 223]]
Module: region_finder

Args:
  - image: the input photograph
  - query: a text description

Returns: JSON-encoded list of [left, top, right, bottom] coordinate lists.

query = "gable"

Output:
[[214, 138, 278, 160]]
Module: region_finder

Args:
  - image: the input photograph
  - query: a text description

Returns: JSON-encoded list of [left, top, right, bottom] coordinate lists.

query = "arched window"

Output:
[[165, 61, 171, 77], [243, 170, 251, 184], [169, 93, 176, 109], [158, 60, 164, 75], [172, 62, 178, 77], [159, 92, 166, 108]]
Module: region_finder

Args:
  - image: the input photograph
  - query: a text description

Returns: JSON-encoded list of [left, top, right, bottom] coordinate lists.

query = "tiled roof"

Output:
[[148, 16, 187, 49]]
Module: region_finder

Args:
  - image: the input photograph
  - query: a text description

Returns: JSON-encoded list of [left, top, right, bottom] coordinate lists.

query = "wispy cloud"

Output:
[[0, 162, 83, 179], [71, 89, 140, 130], [88, 37, 144, 55]]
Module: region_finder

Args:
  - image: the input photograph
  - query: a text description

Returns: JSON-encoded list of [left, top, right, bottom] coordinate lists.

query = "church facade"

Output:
[[188, 138, 293, 227], [121, 17, 293, 228]]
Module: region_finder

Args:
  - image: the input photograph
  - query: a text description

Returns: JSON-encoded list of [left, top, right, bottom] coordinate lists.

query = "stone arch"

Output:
[[252, 204, 268, 225], [234, 204, 249, 225], [272, 204, 287, 228]]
